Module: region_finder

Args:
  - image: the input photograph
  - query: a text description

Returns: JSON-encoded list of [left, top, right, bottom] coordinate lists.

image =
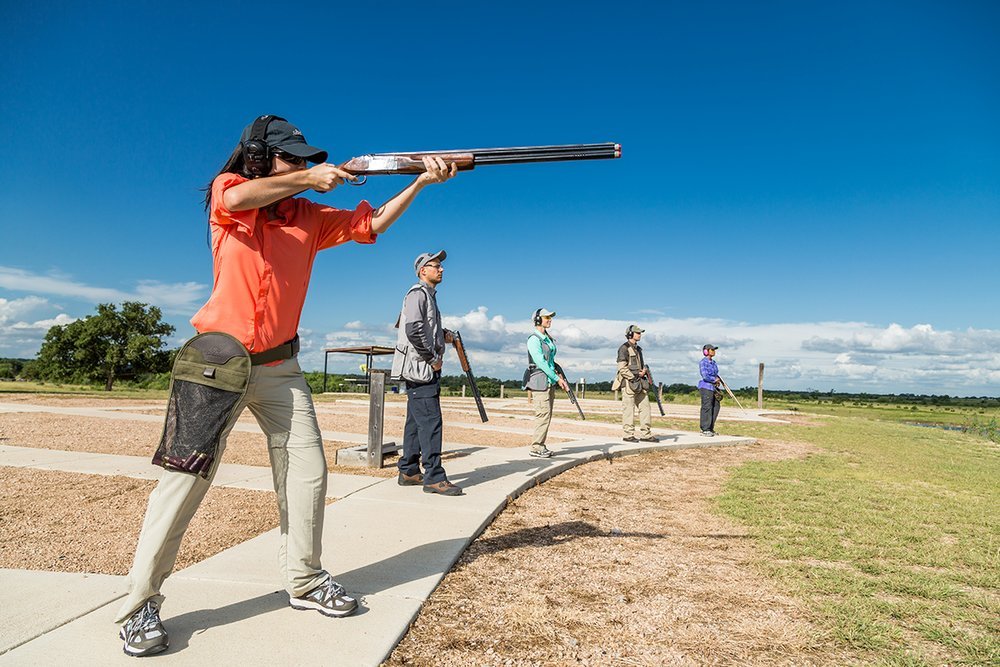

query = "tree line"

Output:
[[6, 301, 999, 406]]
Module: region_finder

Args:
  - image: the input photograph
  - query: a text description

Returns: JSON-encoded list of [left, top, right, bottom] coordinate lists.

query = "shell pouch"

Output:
[[152, 332, 251, 478]]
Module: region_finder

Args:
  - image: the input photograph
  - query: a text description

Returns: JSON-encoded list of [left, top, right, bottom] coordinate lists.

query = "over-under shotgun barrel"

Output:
[[340, 142, 621, 176]]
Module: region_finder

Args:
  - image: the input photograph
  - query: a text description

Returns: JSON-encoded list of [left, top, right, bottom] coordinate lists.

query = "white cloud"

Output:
[[0, 296, 77, 358], [301, 310, 1000, 396], [0, 266, 207, 315]]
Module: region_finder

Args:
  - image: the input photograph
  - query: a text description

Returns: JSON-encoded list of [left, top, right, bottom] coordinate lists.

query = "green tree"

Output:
[[33, 302, 175, 390]]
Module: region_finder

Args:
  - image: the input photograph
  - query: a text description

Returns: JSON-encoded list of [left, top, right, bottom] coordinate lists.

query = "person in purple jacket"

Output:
[[698, 344, 721, 436]]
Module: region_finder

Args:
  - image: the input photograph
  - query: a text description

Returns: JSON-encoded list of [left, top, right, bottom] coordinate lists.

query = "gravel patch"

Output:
[[387, 441, 862, 666], [0, 467, 281, 575]]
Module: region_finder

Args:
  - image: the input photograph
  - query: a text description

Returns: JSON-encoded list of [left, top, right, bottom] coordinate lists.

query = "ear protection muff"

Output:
[[703, 348, 711, 356], [533, 308, 543, 326], [242, 115, 286, 177]]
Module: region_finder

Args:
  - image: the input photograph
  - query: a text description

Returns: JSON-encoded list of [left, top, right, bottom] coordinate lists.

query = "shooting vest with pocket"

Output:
[[522, 332, 555, 392], [391, 282, 441, 384], [152, 332, 251, 478], [613, 342, 649, 394]]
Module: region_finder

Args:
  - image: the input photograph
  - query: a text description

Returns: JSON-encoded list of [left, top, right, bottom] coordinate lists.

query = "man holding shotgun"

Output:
[[613, 325, 657, 442], [391, 251, 463, 496]]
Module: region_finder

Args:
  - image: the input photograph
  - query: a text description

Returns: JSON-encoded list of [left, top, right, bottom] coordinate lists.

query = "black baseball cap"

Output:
[[703, 344, 718, 351], [240, 116, 328, 163]]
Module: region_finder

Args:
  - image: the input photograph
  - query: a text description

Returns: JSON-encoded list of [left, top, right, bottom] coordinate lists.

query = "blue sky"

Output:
[[1, 1, 998, 395]]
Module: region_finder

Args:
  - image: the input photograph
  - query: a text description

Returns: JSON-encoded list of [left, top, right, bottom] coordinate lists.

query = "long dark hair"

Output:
[[201, 145, 250, 212]]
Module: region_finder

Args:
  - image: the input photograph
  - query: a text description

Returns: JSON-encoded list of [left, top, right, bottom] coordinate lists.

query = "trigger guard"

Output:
[[348, 175, 367, 186]]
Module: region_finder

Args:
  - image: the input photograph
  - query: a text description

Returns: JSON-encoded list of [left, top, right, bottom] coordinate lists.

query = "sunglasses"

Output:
[[273, 149, 306, 166], [423, 263, 443, 270]]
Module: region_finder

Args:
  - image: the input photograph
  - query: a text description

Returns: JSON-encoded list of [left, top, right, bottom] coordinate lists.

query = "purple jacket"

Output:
[[698, 357, 719, 390]]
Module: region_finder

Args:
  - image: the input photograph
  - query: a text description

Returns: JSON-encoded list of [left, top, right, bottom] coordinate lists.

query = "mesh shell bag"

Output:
[[152, 332, 251, 478]]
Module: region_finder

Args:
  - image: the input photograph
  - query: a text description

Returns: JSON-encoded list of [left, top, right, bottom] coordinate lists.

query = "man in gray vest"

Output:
[[390, 250, 462, 496], [612, 324, 656, 442]]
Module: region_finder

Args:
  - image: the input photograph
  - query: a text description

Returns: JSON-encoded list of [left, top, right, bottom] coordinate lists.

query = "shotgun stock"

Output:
[[452, 331, 488, 423], [554, 363, 586, 420], [645, 366, 666, 416]]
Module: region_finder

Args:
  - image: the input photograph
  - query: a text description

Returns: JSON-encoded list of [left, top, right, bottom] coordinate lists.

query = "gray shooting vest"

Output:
[[522, 332, 555, 391], [391, 282, 443, 383]]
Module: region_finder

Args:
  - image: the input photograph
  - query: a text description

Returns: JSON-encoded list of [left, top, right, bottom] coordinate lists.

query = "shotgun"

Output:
[[342, 143, 621, 184], [645, 366, 666, 416], [718, 376, 747, 411], [452, 331, 488, 423], [554, 363, 586, 420]]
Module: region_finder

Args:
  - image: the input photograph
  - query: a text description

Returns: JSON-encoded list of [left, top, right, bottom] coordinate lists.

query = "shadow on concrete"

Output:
[[336, 538, 469, 597], [162, 590, 289, 652], [444, 436, 683, 491]]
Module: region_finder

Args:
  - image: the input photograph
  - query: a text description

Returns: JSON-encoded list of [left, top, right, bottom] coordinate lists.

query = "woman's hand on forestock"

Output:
[[308, 163, 356, 192], [416, 156, 457, 186]]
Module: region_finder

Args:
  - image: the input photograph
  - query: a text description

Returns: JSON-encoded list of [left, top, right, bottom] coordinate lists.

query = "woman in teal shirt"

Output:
[[523, 308, 570, 457]]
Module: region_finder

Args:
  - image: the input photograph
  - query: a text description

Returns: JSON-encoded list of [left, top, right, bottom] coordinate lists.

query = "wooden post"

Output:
[[500, 383, 505, 399], [758, 362, 764, 409], [367, 370, 387, 468], [581, 378, 586, 399], [461, 384, 466, 398]]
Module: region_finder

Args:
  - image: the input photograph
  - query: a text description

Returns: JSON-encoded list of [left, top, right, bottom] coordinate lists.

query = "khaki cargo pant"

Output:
[[115, 357, 328, 623], [622, 387, 652, 438], [530, 386, 555, 451]]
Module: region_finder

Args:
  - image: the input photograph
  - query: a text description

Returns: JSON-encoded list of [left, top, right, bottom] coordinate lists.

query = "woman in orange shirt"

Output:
[[116, 115, 456, 657]]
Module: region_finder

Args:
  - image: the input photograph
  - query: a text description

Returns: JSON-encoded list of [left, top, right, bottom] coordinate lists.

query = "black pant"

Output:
[[699, 387, 721, 432], [399, 378, 447, 484]]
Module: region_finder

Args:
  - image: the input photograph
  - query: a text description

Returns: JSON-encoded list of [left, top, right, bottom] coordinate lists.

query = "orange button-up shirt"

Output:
[[190, 173, 376, 352]]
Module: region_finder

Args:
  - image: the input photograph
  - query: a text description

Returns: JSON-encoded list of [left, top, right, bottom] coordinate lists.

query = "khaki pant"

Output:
[[530, 386, 555, 450], [622, 388, 652, 438], [115, 357, 328, 623]]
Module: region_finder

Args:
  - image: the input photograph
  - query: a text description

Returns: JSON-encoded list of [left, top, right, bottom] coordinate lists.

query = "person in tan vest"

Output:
[[612, 325, 656, 442]]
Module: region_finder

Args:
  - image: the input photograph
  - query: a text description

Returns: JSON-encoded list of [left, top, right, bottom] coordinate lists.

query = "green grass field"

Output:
[[716, 413, 999, 665]]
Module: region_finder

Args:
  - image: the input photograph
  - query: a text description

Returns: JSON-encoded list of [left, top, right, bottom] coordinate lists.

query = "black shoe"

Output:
[[423, 480, 463, 496], [639, 436, 658, 442], [397, 471, 424, 486], [290, 574, 359, 618], [622, 436, 639, 443], [120, 599, 168, 657]]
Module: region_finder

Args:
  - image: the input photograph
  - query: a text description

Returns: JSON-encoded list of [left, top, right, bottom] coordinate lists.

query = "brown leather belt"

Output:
[[250, 335, 299, 366]]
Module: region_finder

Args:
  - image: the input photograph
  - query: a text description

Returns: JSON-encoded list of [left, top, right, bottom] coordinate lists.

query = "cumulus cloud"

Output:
[[0, 296, 77, 358], [301, 310, 1000, 396]]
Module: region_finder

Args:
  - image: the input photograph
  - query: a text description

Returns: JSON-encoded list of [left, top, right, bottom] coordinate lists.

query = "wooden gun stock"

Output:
[[452, 331, 488, 423]]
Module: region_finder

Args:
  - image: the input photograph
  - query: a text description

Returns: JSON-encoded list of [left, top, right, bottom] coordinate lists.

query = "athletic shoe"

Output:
[[423, 480, 463, 496], [622, 436, 639, 443], [529, 448, 553, 458], [397, 471, 424, 486], [638, 436, 658, 442], [701, 430, 715, 437], [120, 599, 168, 657], [290, 574, 359, 618]]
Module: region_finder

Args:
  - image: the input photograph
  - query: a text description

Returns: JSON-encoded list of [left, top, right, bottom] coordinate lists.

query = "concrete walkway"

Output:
[[0, 404, 756, 665]]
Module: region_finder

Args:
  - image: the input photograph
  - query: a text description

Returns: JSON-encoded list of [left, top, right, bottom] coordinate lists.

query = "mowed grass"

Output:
[[716, 413, 999, 665]]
